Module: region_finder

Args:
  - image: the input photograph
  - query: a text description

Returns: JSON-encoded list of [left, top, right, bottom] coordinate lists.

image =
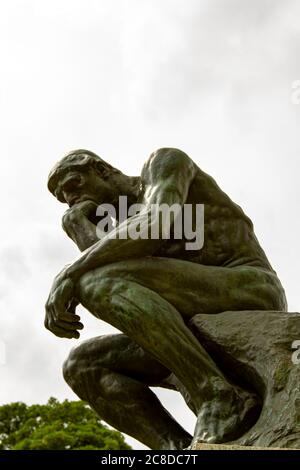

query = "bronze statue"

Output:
[[45, 148, 289, 450]]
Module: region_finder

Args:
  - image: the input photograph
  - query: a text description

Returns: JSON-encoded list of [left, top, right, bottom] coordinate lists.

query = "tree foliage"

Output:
[[0, 398, 131, 450]]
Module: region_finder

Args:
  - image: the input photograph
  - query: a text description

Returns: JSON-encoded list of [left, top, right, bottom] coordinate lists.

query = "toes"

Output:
[[193, 388, 261, 445]]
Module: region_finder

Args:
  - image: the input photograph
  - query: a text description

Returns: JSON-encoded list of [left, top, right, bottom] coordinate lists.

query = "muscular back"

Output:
[[139, 151, 274, 272]]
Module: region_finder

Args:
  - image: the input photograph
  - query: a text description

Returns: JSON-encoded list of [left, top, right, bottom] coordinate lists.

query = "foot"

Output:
[[158, 434, 192, 450], [191, 380, 261, 447]]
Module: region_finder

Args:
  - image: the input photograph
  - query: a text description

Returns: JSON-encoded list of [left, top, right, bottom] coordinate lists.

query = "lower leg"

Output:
[[79, 276, 226, 412], [78, 275, 260, 443], [64, 365, 191, 450]]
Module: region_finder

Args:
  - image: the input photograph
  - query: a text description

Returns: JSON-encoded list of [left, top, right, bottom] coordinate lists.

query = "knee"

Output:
[[77, 269, 130, 315], [63, 347, 80, 389], [63, 335, 123, 391], [63, 342, 90, 390]]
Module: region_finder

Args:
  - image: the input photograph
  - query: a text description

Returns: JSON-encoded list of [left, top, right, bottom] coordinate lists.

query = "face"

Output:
[[55, 168, 116, 207]]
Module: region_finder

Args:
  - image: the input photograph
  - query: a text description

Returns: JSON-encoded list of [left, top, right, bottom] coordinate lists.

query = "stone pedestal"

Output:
[[192, 443, 294, 450], [189, 311, 300, 449]]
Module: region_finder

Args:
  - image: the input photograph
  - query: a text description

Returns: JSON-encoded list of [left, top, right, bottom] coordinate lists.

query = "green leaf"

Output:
[[0, 399, 131, 450]]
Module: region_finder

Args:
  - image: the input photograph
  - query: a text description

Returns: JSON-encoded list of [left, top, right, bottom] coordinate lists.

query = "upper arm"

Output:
[[142, 148, 196, 207]]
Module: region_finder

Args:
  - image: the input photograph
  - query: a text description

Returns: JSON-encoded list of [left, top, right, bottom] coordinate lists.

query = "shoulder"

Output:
[[141, 147, 195, 181]]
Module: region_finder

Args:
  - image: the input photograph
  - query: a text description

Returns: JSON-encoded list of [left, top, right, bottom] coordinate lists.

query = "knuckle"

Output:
[[61, 215, 68, 229], [48, 318, 56, 330], [62, 213, 72, 230], [62, 209, 79, 227]]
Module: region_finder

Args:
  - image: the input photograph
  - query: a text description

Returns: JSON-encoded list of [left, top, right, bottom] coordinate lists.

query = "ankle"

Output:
[[199, 376, 233, 404]]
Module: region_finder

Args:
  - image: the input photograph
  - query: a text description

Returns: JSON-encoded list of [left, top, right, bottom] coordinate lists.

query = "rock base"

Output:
[[189, 311, 300, 449], [192, 443, 295, 450]]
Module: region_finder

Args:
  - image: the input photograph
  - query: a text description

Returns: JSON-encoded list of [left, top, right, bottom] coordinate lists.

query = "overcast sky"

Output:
[[0, 0, 300, 450]]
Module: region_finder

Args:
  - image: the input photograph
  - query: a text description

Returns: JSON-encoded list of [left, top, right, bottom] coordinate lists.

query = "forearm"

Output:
[[66, 210, 162, 282], [64, 216, 99, 251]]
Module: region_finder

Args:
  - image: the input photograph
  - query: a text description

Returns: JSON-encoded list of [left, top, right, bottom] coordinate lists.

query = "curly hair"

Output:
[[47, 149, 121, 199]]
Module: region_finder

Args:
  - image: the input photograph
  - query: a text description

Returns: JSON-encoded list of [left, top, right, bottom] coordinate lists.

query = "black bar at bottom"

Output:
[[0, 450, 299, 468]]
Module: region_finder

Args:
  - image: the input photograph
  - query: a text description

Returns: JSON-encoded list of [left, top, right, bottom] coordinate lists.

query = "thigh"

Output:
[[72, 333, 172, 387], [92, 258, 286, 318]]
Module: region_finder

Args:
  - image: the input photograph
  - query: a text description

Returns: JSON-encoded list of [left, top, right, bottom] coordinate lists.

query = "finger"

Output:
[[59, 311, 81, 323], [51, 299, 77, 323], [46, 301, 80, 327], [48, 320, 80, 339], [53, 291, 80, 322], [48, 307, 80, 339], [77, 200, 98, 216], [55, 319, 84, 331]]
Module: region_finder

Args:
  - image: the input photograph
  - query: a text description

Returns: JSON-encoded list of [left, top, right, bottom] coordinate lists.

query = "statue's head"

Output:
[[47, 149, 122, 207]]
